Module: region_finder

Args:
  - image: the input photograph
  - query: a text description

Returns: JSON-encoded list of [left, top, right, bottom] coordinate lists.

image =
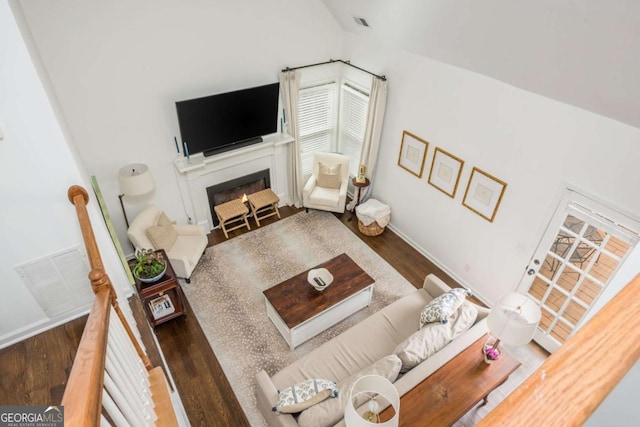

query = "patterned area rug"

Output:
[[181, 210, 416, 426]]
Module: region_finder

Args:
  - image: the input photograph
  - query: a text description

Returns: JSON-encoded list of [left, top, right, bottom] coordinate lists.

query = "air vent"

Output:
[[16, 246, 93, 319], [353, 16, 370, 27]]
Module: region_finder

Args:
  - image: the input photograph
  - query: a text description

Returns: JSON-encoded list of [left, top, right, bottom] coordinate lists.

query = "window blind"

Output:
[[338, 83, 369, 177], [298, 82, 338, 175]]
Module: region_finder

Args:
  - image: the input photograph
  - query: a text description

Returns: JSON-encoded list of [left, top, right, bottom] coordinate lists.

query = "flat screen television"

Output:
[[176, 82, 280, 157]]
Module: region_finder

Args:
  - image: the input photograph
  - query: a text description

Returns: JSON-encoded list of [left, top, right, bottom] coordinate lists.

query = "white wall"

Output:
[[18, 0, 343, 253], [340, 34, 640, 306], [0, 0, 137, 347]]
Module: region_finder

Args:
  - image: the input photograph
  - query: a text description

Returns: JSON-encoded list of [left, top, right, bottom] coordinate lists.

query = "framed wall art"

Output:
[[462, 167, 507, 222], [428, 147, 464, 198], [397, 130, 429, 178]]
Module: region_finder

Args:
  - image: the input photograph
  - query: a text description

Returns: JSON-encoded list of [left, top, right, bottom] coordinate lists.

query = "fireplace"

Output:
[[207, 169, 271, 227]]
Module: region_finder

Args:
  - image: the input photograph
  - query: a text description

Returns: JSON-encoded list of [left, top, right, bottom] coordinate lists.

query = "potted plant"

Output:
[[133, 248, 167, 283]]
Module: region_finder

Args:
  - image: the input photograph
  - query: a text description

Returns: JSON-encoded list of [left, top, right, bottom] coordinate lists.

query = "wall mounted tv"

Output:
[[176, 82, 280, 157]]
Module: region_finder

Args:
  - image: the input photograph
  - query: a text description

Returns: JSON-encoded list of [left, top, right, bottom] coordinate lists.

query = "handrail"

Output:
[[67, 185, 151, 370], [62, 185, 159, 426], [61, 284, 111, 426], [478, 273, 640, 426]]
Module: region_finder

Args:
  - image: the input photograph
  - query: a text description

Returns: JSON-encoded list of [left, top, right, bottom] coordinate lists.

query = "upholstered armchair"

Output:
[[303, 153, 350, 213], [127, 206, 208, 283]]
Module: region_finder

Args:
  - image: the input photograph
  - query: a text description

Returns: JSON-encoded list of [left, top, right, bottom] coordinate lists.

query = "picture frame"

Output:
[[462, 167, 507, 222], [428, 147, 464, 198], [397, 130, 429, 178]]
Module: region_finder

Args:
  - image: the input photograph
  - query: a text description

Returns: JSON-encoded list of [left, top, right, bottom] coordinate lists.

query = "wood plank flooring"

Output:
[[0, 206, 547, 427]]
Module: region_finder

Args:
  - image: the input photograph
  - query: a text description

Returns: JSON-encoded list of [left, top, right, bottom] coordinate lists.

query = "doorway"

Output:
[[518, 188, 639, 353]]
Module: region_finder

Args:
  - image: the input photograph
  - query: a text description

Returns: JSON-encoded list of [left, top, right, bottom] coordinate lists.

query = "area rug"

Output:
[[181, 210, 417, 426]]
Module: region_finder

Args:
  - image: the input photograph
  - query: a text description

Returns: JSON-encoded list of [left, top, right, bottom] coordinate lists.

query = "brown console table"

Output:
[[130, 249, 186, 328], [380, 335, 521, 426]]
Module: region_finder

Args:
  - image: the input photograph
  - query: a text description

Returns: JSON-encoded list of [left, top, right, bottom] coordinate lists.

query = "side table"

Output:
[[351, 177, 370, 210], [380, 335, 521, 425], [130, 249, 186, 328]]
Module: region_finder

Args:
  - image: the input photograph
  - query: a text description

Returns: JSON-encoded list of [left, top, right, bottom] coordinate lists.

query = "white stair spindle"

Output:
[[101, 389, 130, 427], [103, 371, 149, 426]]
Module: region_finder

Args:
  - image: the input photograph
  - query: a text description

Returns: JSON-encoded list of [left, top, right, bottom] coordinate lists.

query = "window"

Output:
[[298, 82, 338, 175], [338, 83, 370, 177]]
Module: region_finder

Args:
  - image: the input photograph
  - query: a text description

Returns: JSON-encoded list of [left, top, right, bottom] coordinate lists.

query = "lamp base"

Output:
[[362, 411, 380, 423]]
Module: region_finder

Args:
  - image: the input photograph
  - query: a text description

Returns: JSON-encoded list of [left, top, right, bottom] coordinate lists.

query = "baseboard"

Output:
[[0, 308, 90, 350], [385, 222, 493, 307]]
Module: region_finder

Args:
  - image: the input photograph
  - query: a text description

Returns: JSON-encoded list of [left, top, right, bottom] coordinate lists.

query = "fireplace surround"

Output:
[[172, 133, 294, 231]]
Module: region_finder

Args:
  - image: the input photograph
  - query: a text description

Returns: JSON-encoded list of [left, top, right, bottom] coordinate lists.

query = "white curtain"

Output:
[[346, 77, 388, 211], [279, 70, 304, 207]]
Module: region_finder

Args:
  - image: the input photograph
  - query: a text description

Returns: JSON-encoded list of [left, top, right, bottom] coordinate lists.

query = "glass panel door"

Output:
[[520, 193, 638, 353]]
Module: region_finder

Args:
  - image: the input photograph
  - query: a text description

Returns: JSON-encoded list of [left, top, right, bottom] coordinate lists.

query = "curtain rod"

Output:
[[282, 59, 386, 81]]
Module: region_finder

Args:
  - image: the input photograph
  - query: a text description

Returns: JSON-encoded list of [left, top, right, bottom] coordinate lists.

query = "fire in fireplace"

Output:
[[206, 169, 271, 227]]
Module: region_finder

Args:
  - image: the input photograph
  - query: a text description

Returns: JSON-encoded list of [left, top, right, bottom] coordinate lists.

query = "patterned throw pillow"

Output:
[[419, 288, 472, 327], [273, 379, 338, 414]]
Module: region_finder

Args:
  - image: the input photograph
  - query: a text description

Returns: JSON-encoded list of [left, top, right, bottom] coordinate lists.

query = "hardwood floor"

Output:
[[0, 205, 543, 426]]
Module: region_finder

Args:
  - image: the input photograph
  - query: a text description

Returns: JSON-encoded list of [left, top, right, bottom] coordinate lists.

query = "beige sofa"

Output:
[[255, 274, 490, 427]]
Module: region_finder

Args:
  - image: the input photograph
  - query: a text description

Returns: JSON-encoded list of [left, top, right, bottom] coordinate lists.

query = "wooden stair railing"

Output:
[[62, 185, 178, 426], [478, 273, 640, 426]]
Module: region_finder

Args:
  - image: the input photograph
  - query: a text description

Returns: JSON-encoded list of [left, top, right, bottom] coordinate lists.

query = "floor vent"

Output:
[[16, 247, 94, 319]]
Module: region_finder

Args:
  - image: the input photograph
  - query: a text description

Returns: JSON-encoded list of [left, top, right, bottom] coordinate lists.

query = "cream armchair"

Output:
[[302, 153, 350, 213], [127, 205, 208, 283]]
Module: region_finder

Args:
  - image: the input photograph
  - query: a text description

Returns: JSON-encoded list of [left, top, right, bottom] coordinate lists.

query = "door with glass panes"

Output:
[[518, 190, 639, 353]]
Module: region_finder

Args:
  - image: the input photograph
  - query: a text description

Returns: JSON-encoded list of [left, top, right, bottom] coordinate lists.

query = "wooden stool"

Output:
[[213, 198, 250, 239], [247, 189, 281, 227]]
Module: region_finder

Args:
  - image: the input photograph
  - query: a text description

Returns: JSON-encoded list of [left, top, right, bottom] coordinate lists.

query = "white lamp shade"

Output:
[[487, 293, 541, 346], [118, 164, 154, 196], [344, 375, 399, 427]]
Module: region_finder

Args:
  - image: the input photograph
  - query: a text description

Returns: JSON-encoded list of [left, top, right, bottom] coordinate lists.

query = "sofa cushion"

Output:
[[317, 162, 342, 189], [419, 288, 471, 326], [309, 186, 341, 207], [297, 355, 402, 427], [395, 301, 478, 372], [273, 378, 337, 414], [271, 289, 432, 392]]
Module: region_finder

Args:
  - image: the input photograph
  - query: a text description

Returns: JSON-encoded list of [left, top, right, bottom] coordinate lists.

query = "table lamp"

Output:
[[485, 293, 541, 362], [118, 163, 154, 227], [344, 375, 399, 427]]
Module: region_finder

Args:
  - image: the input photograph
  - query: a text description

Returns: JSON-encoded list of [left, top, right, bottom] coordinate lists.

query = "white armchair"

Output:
[[303, 153, 350, 213], [127, 205, 208, 283]]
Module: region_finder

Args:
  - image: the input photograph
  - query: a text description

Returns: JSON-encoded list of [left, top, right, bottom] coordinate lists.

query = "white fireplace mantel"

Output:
[[173, 133, 294, 230]]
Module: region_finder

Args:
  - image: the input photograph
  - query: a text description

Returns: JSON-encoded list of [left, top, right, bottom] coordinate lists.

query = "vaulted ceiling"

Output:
[[322, 0, 640, 129]]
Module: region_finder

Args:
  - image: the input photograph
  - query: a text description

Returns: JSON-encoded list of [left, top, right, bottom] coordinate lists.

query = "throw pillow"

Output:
[[272, 378, 338, 414], [395, 301, 478, 371], [146, 222, 178, 251], [316, 162, 342, 189], [419, 288, 472, 327], [157, 211, 173, 227], [297, 355, 402, 427]]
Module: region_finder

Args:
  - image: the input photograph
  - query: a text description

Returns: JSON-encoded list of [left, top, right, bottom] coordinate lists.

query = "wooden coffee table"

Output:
[[263, 253, 374, 350], [380, 335, 521, 426]]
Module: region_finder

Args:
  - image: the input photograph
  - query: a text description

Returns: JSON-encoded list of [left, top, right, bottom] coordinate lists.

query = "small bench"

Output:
[[214, 198, 250, 239], [247, 188, 281, 227]]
